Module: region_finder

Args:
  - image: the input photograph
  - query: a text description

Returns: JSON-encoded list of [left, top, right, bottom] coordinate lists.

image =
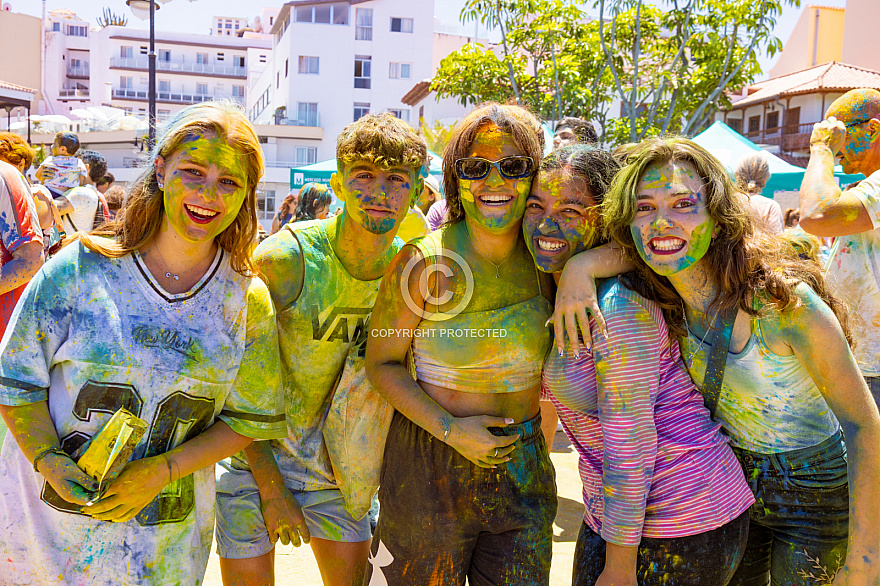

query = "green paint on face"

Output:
[[459, 124, 533, 233], [162, 132, 248, 244], [333, 161, 418, 235], [523, 170, 598, 273]]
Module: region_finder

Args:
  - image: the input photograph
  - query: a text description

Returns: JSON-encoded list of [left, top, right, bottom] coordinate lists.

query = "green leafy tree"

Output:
[[431, 0, 799, 145], [420, 119, 457, 155]]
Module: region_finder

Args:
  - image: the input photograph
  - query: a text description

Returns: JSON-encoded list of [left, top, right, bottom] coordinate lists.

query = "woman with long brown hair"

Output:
[[0, 101, 285, 585], [601, 136, 880, 586], [365, 103, 557, 584]]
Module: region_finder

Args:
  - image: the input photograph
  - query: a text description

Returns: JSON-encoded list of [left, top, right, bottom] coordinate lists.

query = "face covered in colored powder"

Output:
[[552, 126, 577, 150], [630, 160, 717, 277], [156, 131, 249, 244], [523, 169, 600, 273], [332, 160, 420, 235], [458, 124, 534, 233]]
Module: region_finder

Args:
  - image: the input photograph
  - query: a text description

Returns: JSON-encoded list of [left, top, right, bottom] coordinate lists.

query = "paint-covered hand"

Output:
[[552, 250, 608, 355], [811, 117, 847, 154], [594, 568, 637, 586], [261, 486, 311, 547], [446, 415, 520, 469], [37, 452, 99, 506], [86, 456, 167, 522]]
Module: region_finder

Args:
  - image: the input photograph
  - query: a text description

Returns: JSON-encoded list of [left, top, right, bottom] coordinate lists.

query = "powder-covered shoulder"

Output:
[[242, 273, 276, 325], [253, 228, 303, 309], [598, 277, 666, 332]]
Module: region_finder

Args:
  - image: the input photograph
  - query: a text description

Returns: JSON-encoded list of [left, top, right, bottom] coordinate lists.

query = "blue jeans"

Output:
[[865, 376, 880, 408], [728, 430, 849, 586]]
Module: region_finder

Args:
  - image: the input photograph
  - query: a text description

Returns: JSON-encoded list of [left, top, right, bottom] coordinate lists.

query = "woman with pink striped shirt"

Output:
[[524, 144, 754, 586]]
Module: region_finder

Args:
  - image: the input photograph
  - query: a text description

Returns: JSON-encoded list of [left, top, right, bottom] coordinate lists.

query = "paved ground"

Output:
[[203, 429, 584, 585]]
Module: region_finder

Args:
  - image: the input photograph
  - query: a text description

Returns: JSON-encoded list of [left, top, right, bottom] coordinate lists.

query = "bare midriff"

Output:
[[419, 380, 541, 422]]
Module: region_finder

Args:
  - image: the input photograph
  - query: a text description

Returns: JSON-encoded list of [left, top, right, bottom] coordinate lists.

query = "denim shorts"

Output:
[[367, 410, 557, 586], [214, 461, 371, 559], [729, 430, 849, 586]]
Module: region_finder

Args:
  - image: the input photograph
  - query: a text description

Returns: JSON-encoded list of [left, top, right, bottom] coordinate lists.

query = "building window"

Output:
[[258, 190, 275, 220], [217, 52, 225, 61], [297, 102, 319, 127], [196, 82, 208, 95], [748, 115, 760, 135], [139, 76, 148, 85], [766, 111, 779, 130], [158, 49, 171, 62], [298, 56, 319, 75], [389, 109, 410, 122], [158, 109, 171, 122], [52, 22, 61, 32], [67, 25, 88, 37], [276, 72, 280, 89], [235, 56, 245, 67], [356, 8, 373, 40], [295, 3, 349, 25], [158, 80, 171, 93], [120, 76, 133, 89], [120, 46, 133, 59], [232, 85, 245, 98], [122, 107, 133, 115], [285, 59, 289, 77], [728, 119, 743, 134], [389, 62, 411, 79], [296, 147, 318, 165], [196, 52, 208, 64], [354, 56, 371, 89], [259, 54, 267, 63], [354, 103, 370, 121], [140, 45, 148, 55], [390, 17, 413, 33]]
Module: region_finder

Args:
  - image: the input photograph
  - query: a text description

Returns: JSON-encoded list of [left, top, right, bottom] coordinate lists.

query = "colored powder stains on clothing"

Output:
[[238, 218, 402, 493], [409, 225, 551, 393], [0, 242, 285, 585]]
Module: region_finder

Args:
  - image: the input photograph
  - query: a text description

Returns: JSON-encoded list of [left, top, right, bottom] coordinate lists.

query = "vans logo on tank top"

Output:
[[310, 305, 371, 343]]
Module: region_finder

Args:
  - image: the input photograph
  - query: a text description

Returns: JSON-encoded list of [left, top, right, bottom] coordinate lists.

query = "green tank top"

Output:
[[246, 218, 402, 490], [409, 227, 552, 393]]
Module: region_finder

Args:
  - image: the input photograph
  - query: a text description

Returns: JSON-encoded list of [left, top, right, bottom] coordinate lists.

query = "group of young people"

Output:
[[0, 97, 877, 586]]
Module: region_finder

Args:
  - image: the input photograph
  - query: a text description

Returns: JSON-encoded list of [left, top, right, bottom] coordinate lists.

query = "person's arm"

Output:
[[243, 440, 310, 546], [0, 401, 98, 505], [776, 284, 880, 585], [364, 245, 519, 468], [591, 292, 660, 586], [799, 118, 874, 237], [0, 240, 42, 296], [552, 243, 634, 354], [87, 421, 252, 522]]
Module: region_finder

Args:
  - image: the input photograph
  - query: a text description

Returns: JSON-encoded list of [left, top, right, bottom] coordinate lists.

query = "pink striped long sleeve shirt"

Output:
[[542, 279, 754, 546]]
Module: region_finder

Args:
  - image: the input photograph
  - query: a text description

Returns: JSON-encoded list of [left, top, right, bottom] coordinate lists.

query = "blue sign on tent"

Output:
[[290, 150, 444, 191]]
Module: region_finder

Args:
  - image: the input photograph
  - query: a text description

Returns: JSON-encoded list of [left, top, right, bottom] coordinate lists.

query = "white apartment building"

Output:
[[42, 9, 273, 121], [248, 0, 436, 164]]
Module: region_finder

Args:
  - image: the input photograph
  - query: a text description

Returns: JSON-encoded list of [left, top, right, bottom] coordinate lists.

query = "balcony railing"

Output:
[[112, 88, 243, 105], [110, 56, 246, 78], [743, 121, 817, 153], [278, 115, 321, 128], [59, 87, 90, 99], [67, 65, 90, 78]]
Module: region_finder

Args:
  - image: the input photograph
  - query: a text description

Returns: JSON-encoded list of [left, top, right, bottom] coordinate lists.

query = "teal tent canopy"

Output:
[[691, 121, 863, 197], [290, 149, 443, 191]]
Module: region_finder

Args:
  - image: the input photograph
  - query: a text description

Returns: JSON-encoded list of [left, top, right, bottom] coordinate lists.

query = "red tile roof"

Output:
[[729, 61, 880, 108]]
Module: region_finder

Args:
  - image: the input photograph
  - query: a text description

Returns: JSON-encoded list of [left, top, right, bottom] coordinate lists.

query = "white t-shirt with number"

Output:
[[826, 169, 880, 376], [0, 241, 286, 585]]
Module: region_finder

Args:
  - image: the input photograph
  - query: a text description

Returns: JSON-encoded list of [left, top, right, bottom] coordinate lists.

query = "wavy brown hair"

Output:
[[82, 101, 263, 276], [602, 136, 851, 345], [442, 103, 544, 224]]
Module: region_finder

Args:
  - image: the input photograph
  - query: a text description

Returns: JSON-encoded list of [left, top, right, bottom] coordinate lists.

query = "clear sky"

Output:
[[14, 0, 847, 79]]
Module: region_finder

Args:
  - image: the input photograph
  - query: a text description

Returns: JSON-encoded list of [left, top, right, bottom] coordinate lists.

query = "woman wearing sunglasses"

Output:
[[365, 103, 556, 584]]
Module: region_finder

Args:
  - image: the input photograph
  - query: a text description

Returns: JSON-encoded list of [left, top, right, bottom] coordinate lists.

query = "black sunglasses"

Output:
[[844, 119, 870, 129], [454, 156, 535, 181]]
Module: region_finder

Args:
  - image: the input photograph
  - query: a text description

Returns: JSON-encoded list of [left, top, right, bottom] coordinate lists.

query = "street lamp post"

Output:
[[126, 0, 158, 150]]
